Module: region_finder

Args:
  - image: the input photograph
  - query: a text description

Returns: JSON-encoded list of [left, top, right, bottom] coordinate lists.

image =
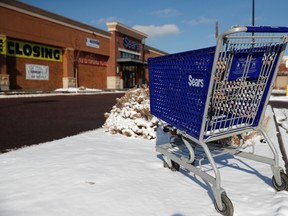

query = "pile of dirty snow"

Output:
[[103, 87, 159, 139]]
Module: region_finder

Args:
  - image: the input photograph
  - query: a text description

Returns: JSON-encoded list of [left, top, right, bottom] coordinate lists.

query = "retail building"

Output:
[[0, 0, 167, 91]]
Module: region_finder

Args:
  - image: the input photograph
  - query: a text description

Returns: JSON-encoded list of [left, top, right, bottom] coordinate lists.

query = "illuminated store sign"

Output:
[[123, 37, 139, 51], [0, 36, 62, 62]]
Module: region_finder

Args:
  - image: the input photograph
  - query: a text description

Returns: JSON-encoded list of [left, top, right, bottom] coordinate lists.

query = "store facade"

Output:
[[0, 0, 167, 91], [107, 22, 149, 89]]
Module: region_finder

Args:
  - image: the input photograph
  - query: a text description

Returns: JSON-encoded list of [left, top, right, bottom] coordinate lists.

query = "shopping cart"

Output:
[[148, 26, 288, 215]]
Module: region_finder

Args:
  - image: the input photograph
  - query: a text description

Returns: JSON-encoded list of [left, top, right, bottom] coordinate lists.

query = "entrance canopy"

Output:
[[117, 58, 147, 66]]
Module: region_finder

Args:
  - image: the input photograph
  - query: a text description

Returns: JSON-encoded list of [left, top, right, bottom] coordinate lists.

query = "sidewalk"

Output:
[[0, 87, 286, 99], [271, 89, 286, 96], [0, 87, 127, 98]]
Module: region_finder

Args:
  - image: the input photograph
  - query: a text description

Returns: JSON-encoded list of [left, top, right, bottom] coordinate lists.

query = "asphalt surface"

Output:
[[0, 93, 124, 153], [0, 93, 286, 153], [269, 100, 288, 109]]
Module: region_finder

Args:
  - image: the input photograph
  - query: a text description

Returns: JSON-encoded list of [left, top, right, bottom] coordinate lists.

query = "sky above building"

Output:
[[21, 0, 288, 54]]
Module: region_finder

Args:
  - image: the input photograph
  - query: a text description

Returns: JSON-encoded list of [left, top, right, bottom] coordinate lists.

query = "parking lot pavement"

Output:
[[0, 93, 124, 152]]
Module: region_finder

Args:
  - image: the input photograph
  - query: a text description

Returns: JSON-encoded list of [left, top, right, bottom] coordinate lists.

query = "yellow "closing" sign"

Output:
[[0, 36, 62, 62], [0, 36, 6, 55]]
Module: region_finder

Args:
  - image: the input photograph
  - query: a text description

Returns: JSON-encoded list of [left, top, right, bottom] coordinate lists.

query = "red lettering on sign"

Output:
[[78, 53, 107, 67]]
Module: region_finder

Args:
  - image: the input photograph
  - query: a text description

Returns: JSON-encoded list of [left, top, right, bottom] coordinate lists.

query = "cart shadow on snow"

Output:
[[156, 151, 272, 203], [157, 153, 215, 202]]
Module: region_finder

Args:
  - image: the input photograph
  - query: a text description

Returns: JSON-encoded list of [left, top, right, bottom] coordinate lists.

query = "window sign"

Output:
[[26, 64, 49, 80], [0, 37, 62, 62]]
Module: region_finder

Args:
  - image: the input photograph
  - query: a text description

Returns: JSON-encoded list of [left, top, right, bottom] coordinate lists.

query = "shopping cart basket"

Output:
[[148, 26, 288, 215]]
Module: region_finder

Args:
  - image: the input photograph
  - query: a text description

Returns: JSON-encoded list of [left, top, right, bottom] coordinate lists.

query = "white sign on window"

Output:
[[26, 64, 49, 80]]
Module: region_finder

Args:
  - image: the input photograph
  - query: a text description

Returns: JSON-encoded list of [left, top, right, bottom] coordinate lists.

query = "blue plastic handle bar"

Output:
[[246, 26, 288, 33]]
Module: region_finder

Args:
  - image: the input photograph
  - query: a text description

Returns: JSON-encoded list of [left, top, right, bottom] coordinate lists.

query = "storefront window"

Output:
[[121, 65, 138, 88], [120, 51, 139, 60], [122, 65, 137, 72]]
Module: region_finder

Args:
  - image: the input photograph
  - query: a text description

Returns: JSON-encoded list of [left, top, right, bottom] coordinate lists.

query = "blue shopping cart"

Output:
[[148, 26, 288, 215]]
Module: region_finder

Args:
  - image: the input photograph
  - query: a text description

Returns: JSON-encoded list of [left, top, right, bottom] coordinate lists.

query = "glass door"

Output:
[[122, 71, 135, 88]]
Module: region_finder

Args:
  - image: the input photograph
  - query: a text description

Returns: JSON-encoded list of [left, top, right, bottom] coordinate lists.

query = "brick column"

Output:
[[106, 31, 120, 89], [0, 56, 9, 91], [0, 35, 9, 91], [62, 48, 76, 88]]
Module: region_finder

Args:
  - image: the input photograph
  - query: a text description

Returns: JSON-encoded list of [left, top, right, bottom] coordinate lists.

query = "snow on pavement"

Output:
[[1, 87, 288, 216], [1, 105, 288, 215]]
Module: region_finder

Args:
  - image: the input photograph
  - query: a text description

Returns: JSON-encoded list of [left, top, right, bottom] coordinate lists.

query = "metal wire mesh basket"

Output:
[[149, 26, 288, 142]]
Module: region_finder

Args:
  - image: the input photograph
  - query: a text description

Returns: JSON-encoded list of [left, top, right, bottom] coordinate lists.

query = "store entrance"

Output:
[[122, 71, 136, 88], [121, 65, 138, 88]]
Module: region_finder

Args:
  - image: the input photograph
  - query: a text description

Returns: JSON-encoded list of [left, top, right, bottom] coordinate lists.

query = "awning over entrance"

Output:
[[117, 58, 147, 66], [117, 58, 147, 88]]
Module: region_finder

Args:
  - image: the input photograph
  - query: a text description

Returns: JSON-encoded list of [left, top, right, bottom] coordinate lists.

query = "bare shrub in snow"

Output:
[[103, 86, 159, 139]]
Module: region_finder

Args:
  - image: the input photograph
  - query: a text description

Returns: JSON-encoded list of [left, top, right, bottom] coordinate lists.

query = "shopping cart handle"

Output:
[[245, 26, 288, 33]]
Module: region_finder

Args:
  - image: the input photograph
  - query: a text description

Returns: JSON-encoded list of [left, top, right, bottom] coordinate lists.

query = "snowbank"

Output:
[[103, 87, 159, 139], [54, 87, 102, 93]]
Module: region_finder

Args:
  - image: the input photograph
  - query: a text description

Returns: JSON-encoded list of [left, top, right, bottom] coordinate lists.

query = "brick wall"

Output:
[[7, 56, 62, 90]]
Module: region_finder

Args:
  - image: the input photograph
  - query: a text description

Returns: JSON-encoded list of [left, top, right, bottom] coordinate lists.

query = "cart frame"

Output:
[[149, 26, 288, 215]]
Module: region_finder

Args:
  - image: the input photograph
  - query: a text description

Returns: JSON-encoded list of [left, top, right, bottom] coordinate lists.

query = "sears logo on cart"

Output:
[[188, 75, 204, 88]]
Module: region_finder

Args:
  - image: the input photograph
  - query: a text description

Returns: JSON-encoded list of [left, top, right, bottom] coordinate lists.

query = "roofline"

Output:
[[0, 0, 111, 39], [107, 22, 148, 40], [117, 58, 147, 65], [146, 45, 168, 56], [0, 1, 168, 55]]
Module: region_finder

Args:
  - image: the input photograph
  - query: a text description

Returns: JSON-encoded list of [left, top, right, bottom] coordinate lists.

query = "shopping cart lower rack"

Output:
[[148, 26, 288, 216]]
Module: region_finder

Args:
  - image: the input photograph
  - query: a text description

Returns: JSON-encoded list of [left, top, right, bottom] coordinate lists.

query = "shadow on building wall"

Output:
[[7, 56, 21, 89]]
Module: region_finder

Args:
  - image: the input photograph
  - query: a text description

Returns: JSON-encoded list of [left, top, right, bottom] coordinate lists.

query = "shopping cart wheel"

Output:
[[214, 193, 234, 216], [272, 172, 288, 191], [171, 160, 180, 171], [163, 160, 180, 171], [163, 161, 168, 168]]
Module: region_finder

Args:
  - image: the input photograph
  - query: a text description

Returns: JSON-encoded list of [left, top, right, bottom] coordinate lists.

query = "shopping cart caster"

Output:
[[214, 193, 234, 216], [171, 161, 180, 171], [163, 160, 168, 168], [272, 172, 288, 191], [163, 160, 180, 171]]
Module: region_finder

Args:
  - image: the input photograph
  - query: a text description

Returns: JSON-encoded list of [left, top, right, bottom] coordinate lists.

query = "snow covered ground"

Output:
[[1, 92, 288, 215]]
